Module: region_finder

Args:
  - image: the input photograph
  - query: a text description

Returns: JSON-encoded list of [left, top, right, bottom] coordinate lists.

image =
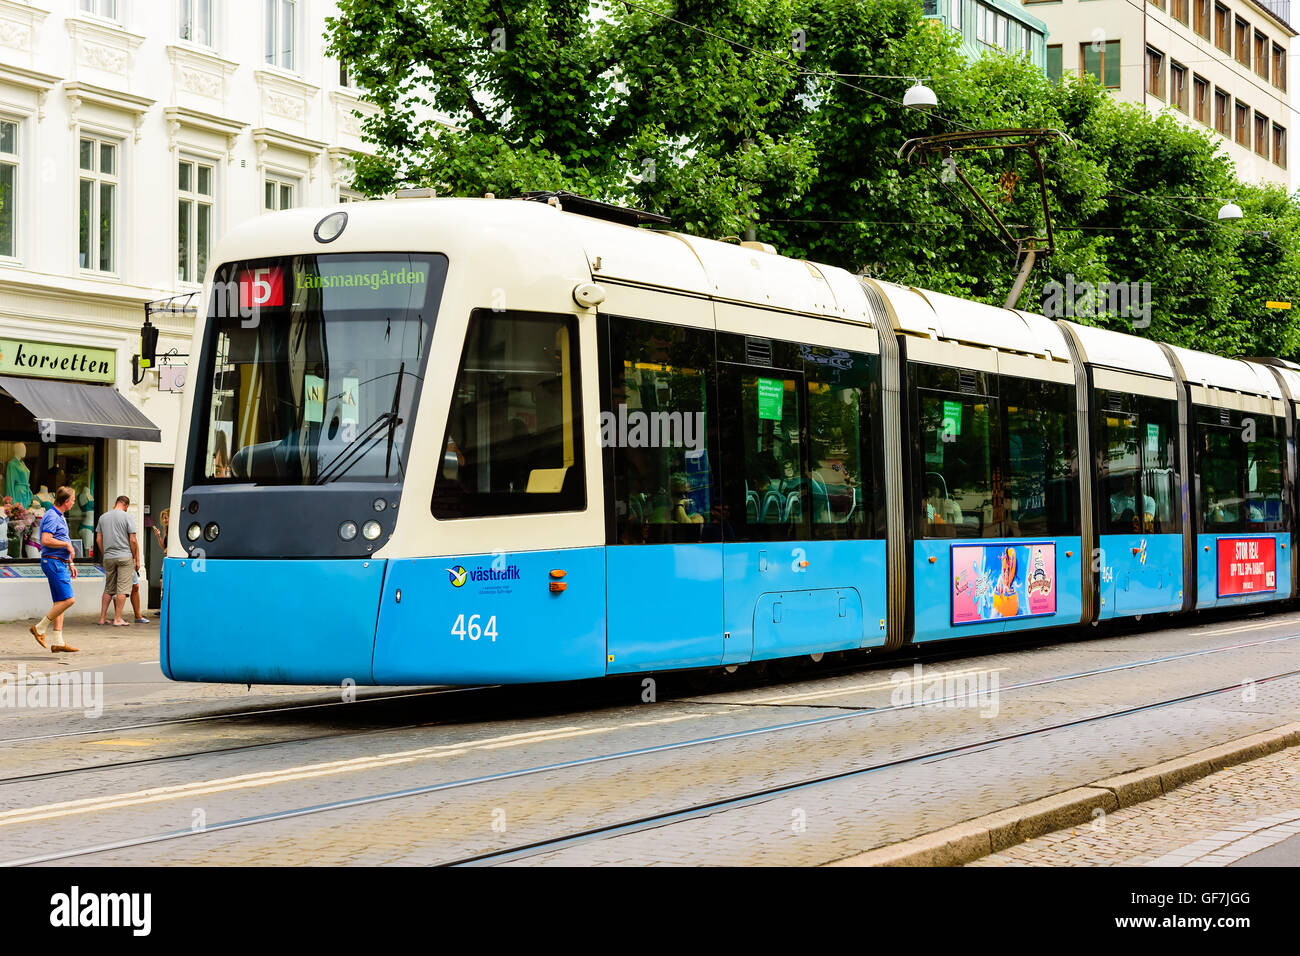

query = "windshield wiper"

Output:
[[313, 363, 407, 484], [384, 361, 404, 479]]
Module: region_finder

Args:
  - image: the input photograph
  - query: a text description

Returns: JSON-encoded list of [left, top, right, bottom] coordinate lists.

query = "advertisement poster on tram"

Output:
[[1216, 537, 1277, 597], [952, 542, 1056, 625]]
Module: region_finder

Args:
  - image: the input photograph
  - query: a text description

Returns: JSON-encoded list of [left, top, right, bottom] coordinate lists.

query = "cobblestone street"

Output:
[[971, 745, 1300, 867]]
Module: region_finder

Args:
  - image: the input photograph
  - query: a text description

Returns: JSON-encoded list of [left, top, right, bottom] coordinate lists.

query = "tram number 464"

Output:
[[451, 613, 498, 642]]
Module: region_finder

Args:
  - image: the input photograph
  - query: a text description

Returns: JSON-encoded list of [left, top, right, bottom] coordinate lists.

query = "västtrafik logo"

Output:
[[447, 565, 468, 587]]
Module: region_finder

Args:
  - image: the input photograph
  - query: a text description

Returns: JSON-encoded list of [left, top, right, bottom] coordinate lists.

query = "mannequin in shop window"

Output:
[[35, 468, 65, 510], [5, 442, 32, 507], [74, 478, 95, 558], [68, 471, 93, 558]]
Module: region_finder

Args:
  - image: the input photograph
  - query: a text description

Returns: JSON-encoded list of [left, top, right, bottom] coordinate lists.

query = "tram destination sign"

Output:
[[1217, 536, 1277, 597], [0, 339, 115, 384]]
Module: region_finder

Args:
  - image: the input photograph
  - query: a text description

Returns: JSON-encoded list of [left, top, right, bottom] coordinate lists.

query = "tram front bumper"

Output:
[[161, 556, 386, 684]]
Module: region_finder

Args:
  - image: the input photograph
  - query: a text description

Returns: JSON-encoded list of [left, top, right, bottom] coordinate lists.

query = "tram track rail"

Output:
[[4, 629, 1298, 867], [446, 668, 1300, 867], [0, 627, 1293, 792]]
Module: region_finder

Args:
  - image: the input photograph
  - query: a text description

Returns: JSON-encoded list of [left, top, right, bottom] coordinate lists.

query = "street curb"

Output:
[[826, 721, 1300, 867]]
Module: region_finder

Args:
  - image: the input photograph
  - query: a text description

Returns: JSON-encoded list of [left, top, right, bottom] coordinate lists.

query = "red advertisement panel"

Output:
[[1217, 537, 1277, 597], [238, 266, 284, 309]]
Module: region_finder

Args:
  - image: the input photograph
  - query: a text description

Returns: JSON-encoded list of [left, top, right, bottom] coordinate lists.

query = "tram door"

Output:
[[718, 355, 868, 664], [602, 315, 727, 673]]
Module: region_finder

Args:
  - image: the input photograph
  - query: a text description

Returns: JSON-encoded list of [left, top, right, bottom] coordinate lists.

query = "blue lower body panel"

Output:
[[913, 537, 1082, 643], [1195, 533, 1292, 610], [372, 548, 606, 684], [722, 539, 889, 662], [1098, 533, 1183, 620], [163, 556, 385, 684], [606, 544, 723, 674]]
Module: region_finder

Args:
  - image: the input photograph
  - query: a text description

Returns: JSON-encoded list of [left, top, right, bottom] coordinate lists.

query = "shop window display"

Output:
[[0, 440, 99, 559]]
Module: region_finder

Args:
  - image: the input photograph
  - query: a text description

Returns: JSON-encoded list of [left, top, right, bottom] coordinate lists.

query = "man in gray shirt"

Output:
[[96, 495, 140, 626]]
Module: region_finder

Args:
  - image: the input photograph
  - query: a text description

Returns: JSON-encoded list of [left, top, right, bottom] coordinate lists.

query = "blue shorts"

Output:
[[41, 557, 74, 603]]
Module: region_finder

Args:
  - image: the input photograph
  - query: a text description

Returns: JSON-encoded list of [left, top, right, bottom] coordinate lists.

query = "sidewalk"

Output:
[[969, 744, 1300, 866], [0, 612, 161, 676], [828, 723, 1300, 867]]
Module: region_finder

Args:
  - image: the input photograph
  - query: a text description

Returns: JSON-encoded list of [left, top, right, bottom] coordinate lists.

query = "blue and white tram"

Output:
[[160, 194, 1295, 685]]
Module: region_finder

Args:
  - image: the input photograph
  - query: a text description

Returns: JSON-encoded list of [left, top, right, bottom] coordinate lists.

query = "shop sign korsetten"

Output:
[[0, 339, 115, 384]]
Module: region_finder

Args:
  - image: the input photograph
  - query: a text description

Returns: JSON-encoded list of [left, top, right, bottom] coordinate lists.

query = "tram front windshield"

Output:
[[195, 253, 448, 485]]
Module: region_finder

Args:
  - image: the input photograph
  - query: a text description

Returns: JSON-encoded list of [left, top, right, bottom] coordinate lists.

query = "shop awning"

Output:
[[0, 375, 162, 442]]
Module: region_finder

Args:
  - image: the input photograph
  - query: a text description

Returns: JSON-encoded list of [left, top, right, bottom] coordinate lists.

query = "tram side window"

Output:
[[431, 311, 584, 518], [607, 317, 716, 544], [804, 346, 875, 539], [1137, 396, 1181, 534], [733, 371, 806, 539], [1099, 391, 1181, 534], [1196, 416, 1243, 532], [1245, 415, 1285, 530], [1002, 377, 1079, 537], [917, 387, 1000, 538], [1099, 397, 1143, 534]]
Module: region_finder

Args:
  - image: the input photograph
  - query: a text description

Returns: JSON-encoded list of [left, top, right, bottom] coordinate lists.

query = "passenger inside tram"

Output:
[[1109, 478, 1156, 532], [923, 476, 964, 535], [1203, 483, 1237, 524]]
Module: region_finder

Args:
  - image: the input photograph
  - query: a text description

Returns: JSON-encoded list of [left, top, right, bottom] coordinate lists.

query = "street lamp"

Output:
[[1217, 201, 1244, 221], [903, 81, 938, 111]]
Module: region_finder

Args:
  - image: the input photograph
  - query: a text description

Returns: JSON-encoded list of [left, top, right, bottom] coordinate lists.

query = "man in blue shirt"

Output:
[[30, 485, 79, 653]]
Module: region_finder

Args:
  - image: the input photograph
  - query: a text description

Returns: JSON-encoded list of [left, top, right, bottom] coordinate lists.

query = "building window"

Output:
[[1148, 0, 1163, 9], [1214, 88, 1230, 135], [1274, 44, 1287, 91], [264, 0, 296, 71], [263, 175, 296, 212], [1274, 123, 1287, 168], [179, 0, 213, 45], [1046, 44, 1063, 83], [951, 0, 962, 31], [177, 158, 213, 284], [0, 119, 16, 258], [1235, 100, 1251, 148], [1254, 31, 1268, 80], [1081, 40, 1121, 89], [1170, 62, 1188, 112], [1214, 4, 1230, 52], [1234, 18, 1250, 67], [80, 0, 118, 19], [1255, 113, 1270, 157], [78, 135, 117, 273], [1147, 47, 1165, 99], [338, 59, 351, 88], [1193, 74, 1210, 124], [1172, 0, 1189, 23], [1194, 0, 1210, 38]]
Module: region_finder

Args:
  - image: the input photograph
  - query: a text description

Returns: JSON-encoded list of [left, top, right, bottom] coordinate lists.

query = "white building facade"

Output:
[[1031, 0, 1296, 187], [0, 0, 374, 616]]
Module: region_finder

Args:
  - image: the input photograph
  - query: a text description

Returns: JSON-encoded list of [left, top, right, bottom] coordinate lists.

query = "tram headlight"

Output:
[[362, 520, 382, 541], [338, 520, 358, 541], [372, 497, 387, 512], [204, 522, 220, 542], [186, 522, 202, 542]]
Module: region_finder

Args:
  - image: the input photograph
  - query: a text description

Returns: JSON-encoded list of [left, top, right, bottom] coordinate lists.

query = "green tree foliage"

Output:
[[328, 0, 1300, 359]]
